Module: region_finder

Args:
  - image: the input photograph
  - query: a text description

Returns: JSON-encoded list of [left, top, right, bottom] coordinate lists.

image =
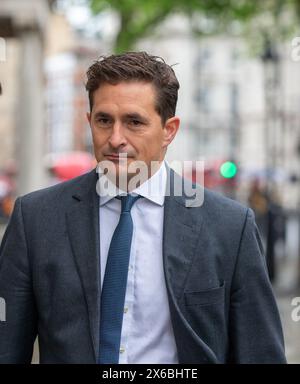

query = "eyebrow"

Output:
[[93, 111, 111, 119], [93, 111, 149, 123], [125, 113, 148, 122]]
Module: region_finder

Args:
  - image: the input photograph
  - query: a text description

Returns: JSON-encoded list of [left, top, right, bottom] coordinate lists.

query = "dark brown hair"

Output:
[[85, 51, 180, 123]]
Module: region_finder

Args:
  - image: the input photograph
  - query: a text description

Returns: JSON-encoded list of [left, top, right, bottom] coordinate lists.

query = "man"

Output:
[[0, 52, 286, 364]]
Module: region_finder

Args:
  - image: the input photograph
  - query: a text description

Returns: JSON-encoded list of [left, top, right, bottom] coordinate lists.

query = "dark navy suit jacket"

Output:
[[0, 167, 286, 363]]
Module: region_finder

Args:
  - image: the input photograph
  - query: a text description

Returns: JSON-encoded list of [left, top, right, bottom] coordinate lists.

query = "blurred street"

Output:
[[276, 292, 300, 364], [272, 215, 300, 363]]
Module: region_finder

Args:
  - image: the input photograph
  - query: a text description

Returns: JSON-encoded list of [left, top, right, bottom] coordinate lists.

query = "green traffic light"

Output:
[[220, 161, 237, 178]]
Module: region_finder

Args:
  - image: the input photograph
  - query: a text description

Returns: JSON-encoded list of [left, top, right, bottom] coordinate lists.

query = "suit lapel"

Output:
[[163, 166, 203, 299], [66, 170, 100, 362], [163, 195, 201, 300], [163, 166, 219, 363]]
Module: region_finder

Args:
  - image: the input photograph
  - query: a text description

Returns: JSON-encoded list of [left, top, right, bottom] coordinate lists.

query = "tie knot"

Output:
[[117, 194, 142, 213]]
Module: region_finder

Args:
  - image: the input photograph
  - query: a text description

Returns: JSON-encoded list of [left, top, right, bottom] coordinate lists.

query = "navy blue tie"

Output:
[[99, 194, 142, 364]]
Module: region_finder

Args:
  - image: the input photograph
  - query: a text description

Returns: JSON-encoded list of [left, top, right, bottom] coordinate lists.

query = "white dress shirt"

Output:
[[98, 161, 178, 364]]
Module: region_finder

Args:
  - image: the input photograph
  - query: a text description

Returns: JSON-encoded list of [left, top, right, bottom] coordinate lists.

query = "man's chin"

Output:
[[98, 157, 131, 170], [98, 159, 130, 182]]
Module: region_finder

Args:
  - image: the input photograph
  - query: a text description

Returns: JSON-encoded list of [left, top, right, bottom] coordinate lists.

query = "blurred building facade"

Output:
[[44, 13, 99, 156], [0, 0, 52, 195], [137, 14, 300, 208], [1, 6, 300, 209], [0, 5, 101, 198], [0, 39, 19, 168]]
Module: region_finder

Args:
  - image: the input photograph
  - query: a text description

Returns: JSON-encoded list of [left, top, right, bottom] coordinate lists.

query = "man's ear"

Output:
[[87, 111, 91, 125], [162, 116, 180, 149]]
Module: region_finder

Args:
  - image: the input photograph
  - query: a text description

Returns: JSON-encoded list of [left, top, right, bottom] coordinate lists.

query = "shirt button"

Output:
[[120, 347, 125, 354], [124, 307, 128, 314]]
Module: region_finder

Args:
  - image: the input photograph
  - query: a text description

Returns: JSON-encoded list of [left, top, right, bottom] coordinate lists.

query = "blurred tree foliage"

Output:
[[90, 0, 263, 53], [238, 0, 300, 57], [90, 0, 300, 54]]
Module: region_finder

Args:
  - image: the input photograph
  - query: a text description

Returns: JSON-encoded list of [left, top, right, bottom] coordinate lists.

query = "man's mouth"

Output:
[[104, 154, 133, 161]]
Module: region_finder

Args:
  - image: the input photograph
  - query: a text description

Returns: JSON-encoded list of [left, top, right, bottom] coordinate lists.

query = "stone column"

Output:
[[16, 27, 46, 195]]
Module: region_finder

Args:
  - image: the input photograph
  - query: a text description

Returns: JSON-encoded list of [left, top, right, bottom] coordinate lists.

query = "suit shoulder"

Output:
[[200, 187, 250, 229], [19, 171, 96, 207], [203, 187, 248, 214], [172, 169, 249, 221]]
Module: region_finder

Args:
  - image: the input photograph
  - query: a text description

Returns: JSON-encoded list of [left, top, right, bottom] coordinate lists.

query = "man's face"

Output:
[[87, 81, 179, 187]]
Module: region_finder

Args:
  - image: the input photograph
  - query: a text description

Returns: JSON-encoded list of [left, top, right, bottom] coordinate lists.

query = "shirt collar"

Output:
[[98, 160, 167, 207]]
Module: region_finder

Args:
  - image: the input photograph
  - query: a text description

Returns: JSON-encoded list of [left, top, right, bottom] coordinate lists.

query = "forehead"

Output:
[[91, 81, 158, 114]]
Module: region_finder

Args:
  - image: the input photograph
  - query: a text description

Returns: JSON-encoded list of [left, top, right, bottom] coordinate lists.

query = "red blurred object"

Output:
[[50, 152, 96, 181], [0, 174, 13, 199]]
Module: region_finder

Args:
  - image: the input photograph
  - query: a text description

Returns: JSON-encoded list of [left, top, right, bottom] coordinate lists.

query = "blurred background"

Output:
[[1, 0, 300, 363]]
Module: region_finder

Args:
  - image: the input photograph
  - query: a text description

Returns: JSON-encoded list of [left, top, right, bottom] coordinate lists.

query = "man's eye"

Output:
[[97, 118, 110, 124], [129, 120, 142, 126]]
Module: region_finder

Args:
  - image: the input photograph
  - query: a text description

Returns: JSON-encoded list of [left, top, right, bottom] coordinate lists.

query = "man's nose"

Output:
[[108, 123, 127, 148]]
